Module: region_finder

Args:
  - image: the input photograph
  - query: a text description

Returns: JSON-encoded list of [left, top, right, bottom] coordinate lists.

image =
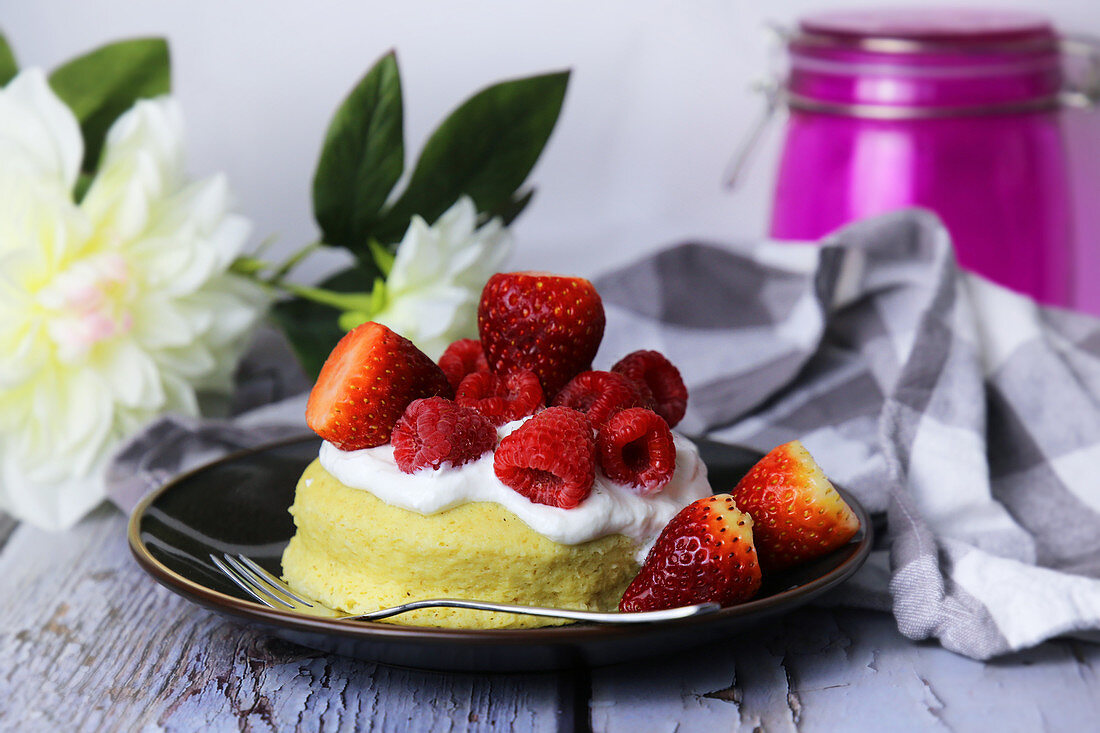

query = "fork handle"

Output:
[[348, 599, 721, 624]]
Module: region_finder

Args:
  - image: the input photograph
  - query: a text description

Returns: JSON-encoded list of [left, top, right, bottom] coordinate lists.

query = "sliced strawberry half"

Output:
[[620, 494, 761, 612], [305, 321, 453, 450], [730, 440, 861, 571], [478, 271, 605, 396]]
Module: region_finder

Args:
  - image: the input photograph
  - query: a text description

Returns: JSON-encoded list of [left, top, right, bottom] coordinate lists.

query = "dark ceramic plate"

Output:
[[128, 435, 873, 673]]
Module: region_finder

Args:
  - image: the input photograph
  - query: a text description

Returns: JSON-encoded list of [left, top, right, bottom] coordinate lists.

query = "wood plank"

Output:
[[591, 606, 1100, 732], [0, 507, 563, 732], [4, 504, 1099, 731]]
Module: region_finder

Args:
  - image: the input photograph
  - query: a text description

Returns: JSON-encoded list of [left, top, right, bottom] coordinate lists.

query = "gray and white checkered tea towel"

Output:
[[596, 209, 1100, 660], [108, 209, 1100, 660]]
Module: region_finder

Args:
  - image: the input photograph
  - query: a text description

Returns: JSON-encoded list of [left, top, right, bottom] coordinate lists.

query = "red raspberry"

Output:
[[455, 369, 544, 427], [552, 370, 654, 428], [596, 408, 676, 494], [438, 338, 490, 391], [612, 350, 688, 428], [392, 397, 496, 474], [494, 406, 595, 508]]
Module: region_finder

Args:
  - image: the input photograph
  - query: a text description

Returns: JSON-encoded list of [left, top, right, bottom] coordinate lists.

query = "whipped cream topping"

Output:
[[318, 418, 712, 561]]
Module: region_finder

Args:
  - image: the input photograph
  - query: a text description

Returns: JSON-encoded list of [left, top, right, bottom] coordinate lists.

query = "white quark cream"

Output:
[[318, 418, 712, 561]]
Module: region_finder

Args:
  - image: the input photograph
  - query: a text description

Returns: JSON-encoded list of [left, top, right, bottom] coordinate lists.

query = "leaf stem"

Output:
[[267, 240, 324, 283]]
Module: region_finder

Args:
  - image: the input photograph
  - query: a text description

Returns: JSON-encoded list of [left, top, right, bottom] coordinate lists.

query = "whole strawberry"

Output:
[[478, 272, 605, 396], [305, 322, 453, 450], [730, 440, 860, 571], [620, 494, 761, 612]]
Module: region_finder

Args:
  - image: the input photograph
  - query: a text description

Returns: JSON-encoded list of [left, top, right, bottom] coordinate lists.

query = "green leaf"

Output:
[[48, 38, 170, 173], [0, 32, 18, 86], [338, 310, 370, 332], [269, 298, 345, 380], [229, 256, 271, 277], [368, 239, 395, 276], [482, 188, 535, 227], [312, 51, 404, 254], [73, 172, 94, 203], [372, 70, 569, 243], [268, 263, 381, 378]]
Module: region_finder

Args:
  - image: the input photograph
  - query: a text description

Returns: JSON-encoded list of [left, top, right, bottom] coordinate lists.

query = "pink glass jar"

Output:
[[764, 9, 1099, 308]]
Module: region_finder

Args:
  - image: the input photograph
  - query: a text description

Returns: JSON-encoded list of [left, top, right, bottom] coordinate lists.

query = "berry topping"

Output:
[[305, 322, 453, 450], [552, 370, 653, 428], [438, 338, 490, 391], [391, 397, 497, 474], [455, 369, 544, 427], [612, 350, 688, 428], [493, 406, 596, 509], [730, 440, 860, 571], [596, 408, 676, 494], [478, 271, 606, 395], [619, 494, 761, 612]]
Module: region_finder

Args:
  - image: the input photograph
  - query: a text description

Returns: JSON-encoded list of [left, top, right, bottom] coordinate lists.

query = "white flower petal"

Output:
[[0, 69, 83, 191], [94, 339, 166, 409], [0, 447, 107, 531], [155, 342, 217, 381], [98, 96, 185, 191], [0, 91, 263, 530], [386, 215, 447, 294], [375, 284, 479, 360]]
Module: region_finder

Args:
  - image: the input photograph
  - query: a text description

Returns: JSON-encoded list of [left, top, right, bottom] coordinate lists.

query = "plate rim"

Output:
[[128, 435, 874, 645]]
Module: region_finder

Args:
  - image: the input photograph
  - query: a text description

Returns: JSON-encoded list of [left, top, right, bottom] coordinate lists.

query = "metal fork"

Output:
[[210, 552, 720, 624]]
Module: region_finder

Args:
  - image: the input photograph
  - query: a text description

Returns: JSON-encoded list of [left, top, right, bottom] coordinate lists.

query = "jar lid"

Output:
[[798, 8, 1056, 50], [787, 8, 1063, 114]]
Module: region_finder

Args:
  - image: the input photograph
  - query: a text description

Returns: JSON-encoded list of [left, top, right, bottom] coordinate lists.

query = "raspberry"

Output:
[[438, 338, 490, 391], [612, 350, 687, 428], [551, 370, 653, 428], [391, 397, 496, 474], [494, 406, 595, 508], [455, 369, 544, 426], [596, 408, 676, 494]]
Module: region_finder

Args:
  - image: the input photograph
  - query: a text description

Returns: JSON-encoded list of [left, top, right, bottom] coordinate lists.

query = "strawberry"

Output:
[[305, 321, 453, 450], [493, 406, 596, 509], [620, 494, 761, 612], [478, 271, 605, 396], [730, 440, 860, 571]]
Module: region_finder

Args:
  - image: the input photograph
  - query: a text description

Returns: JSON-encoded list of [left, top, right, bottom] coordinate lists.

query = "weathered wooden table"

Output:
[[2, 506, 1098, 731]]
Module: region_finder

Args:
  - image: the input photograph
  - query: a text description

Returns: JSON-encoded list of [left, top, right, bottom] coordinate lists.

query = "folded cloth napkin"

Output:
[[108, 209, 1100, 660]]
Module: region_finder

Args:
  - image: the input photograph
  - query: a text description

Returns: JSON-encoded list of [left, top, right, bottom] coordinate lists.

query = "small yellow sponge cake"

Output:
[[282, 459, 640, 629]]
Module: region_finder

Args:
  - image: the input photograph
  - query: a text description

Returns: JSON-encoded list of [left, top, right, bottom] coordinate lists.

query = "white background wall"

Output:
[[6, 1, 1100, 282]]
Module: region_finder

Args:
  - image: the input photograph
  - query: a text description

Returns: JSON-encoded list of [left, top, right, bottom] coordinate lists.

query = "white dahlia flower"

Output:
[[0, 69, 266, 530], [370, 196, 512, 360]]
